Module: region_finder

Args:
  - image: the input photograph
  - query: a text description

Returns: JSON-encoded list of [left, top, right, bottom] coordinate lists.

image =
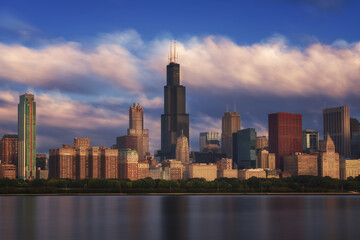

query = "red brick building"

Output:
[[101, 149, 118, 179], [0, 134, 18, 165], [49, 147, 76, 179], [0, 164, 17, 179], [269, 113, 302, 170], [138, 162, 149, 179], [119, 150, 138, 180]]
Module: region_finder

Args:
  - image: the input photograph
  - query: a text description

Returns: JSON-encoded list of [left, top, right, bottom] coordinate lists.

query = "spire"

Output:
[[169, 41, 173, 63], [234, 102, 236, 112], [226, 104, 229, 112], [169, 40, 178, 63]]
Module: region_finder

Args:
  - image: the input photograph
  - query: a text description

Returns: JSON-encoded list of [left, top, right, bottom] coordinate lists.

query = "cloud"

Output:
[[0, 12, 40, 39]]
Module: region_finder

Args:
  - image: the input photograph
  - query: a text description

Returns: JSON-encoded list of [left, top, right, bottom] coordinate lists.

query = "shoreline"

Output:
[[0, 192, 359, 196]]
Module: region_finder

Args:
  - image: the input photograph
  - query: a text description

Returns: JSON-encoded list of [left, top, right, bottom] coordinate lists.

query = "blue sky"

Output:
[[0, 0, 359, 154]]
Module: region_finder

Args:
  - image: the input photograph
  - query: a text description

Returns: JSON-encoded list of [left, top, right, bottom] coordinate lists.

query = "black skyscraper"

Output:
[[161, 42, 189, 160]]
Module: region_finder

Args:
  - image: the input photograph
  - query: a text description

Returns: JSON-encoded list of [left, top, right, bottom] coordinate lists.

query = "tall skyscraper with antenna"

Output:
[[161, 41, 189, 160]]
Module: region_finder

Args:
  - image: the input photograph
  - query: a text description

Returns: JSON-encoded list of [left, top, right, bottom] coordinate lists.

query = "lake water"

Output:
[[0, 195, 359, 240]]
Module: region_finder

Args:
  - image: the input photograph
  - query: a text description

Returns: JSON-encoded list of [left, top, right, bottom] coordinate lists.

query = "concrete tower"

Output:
[[318, 134, 339, 179], [18, 93, 36, 180], [176, 132, 189, 164], [161, 41, 189, 160]]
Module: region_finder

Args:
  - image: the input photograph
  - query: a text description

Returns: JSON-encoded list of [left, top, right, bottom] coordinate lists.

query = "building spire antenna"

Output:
[[174, 40, 177, 63], [170, 41, 173, 63], [234, 102, 236, 112], [226, 104, 229, 112]]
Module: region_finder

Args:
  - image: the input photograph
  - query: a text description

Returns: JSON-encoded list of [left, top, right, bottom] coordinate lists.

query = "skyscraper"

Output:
[[0, 134, 18, 165], [117, 103, 149, 161], [318, 134, 339, 179], [302, 129, 319, 153], [161, 42, 189, 160], [268, 112, 302, 170], [221, 108, 241, 157], [18, 93, 36, 180], [233, 128, 256, 169], [323, 106, 351, 158]]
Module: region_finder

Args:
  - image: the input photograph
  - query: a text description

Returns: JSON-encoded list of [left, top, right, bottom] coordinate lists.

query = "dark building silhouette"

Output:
[[268, 112, 302, 170], [323, 106, 351, 158], [233, 128, 257, 169], [161, 42, 189, 160]]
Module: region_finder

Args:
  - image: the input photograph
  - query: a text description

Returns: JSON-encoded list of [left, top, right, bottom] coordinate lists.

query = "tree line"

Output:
[[0, 175, 360, 194]]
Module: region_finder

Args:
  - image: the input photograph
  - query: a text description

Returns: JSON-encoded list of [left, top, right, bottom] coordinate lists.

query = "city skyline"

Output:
[[0, 1, 360, 154]]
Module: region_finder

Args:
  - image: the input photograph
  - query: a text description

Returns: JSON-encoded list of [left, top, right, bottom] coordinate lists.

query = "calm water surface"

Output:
[[0, 195, 359, 240]]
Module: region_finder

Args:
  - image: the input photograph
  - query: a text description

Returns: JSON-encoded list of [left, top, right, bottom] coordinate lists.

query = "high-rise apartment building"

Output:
[[0, 134, 18, 165], [221, 110, 241, 157], [302, 130, 319, 153], [200, 132, 220, 152], [175, 133, 189, 164], [161, 43, 189, 160], [268, 112, 302, 170], [323, 106, 351, 158], [116, 103, 149, 162], [233, 128, 256, 169], [18, 93, 36, 180], [101, 149, 118, 179]]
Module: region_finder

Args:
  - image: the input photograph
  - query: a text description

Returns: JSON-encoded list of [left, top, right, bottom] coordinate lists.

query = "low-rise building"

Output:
[[265, 169, 280, 178], [138, 162, 149, 179], [0, 164, 16, 179], [283, 153, 318, 176], [218, 169, 238, 178], [162, 159, 183, 180], [149, 166, 161, 179], [217, 158, 233, 170], [36, 168, 49, 179], [119, 149, 138, 181], [238, 169, 266, 180], [340, 159, 360, 180], [189, 163, 217, 181]]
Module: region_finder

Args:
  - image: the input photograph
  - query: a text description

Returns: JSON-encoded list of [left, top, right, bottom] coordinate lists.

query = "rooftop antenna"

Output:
[[226, 104, 229, 112], [170, 41, 173, 63], [174, 40, 177, 63], [234, 102, 236, 112]]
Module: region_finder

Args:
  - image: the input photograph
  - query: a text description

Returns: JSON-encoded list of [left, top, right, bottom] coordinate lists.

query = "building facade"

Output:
[[318, 134, 339, 179], [238, 169, 266, 180], [18, 93, 36, 180], [256, 150, 276, 169], [188, 163, 217, 181], [221, 110, 241, 158], [302, 129, 319, 153], [200, 132, 220, 152], [233, 128, 256, 169], [0, 134, 18, 166], [340, 159, 360, 180], [175, 133, 189, 164], [119, 150, 138, 181], [138, 162, 150, 179], [101, 149, 118, 179], [162, 159, 183, 180], [256, 136, 268, 150], [283, 153, 318, 176], [0, 164, 17, 179], [268, 112, 302, 170], [161, 44, 189, 160], [323, 106, 351, 158]]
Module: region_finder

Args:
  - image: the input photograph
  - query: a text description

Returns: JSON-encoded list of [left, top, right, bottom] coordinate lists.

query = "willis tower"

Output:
[[161, 41, 189, 160]]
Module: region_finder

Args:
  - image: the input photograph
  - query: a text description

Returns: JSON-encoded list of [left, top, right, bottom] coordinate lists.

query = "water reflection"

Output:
[[0, 195, 360, 240]]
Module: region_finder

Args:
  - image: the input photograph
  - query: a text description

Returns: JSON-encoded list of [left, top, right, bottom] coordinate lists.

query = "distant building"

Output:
[[101, 149, 118, 179], [233, 128, 256, 169], [217, 158, 233, 170], [0, 134, 18, 166], [221, 110, 241, 158], [116, 103, 149, 162], [265, 169, 280, 179], [269, 112, 302, 170], [189, 163, 217, 181], [36, 154, 48, 170], [339, 159, 360, 180], [350, 117, 360, 157], [302, 130, 319, 153], [36, 168, 48, 179], [149, 166, 162, 179], [138, 162, 150, 179], [161, 45, 189, 160], [318, 134, 339, 179], [323, 106, 351, 158], [18, 93, 36, 180], [200, 132, 220, 152], [256, 150, 276, 169], [0, 164, 17, 179], [162, 159, 183, 180], [238, 169, 266, 180], [217, 169, 238, 178], [49, 138, 115, 179], [283, 153, 318, 176], [119, 149, 138, 181], [256, 136, 268, 150], [175, 133, 190, 164]]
